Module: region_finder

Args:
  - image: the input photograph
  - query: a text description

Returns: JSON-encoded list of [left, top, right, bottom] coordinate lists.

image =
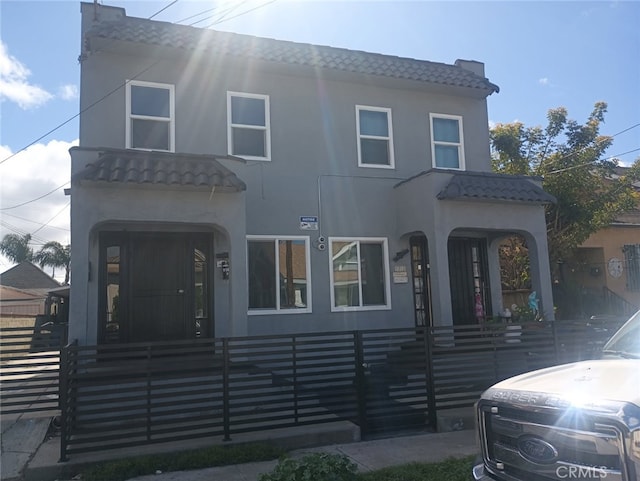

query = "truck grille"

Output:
[[477, 399, 628, 481]]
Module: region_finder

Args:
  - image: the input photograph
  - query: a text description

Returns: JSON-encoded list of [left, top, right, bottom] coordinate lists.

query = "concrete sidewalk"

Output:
[[2, 413, 478, 481], [124, 430, 478, 481]]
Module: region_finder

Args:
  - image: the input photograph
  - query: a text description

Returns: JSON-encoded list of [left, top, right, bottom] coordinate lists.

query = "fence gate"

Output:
[[0, 324, 67, 415]]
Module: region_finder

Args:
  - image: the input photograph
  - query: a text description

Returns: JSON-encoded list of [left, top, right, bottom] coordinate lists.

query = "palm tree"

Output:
[[34, 241, 71, 285], [0, 233, 34, 263]]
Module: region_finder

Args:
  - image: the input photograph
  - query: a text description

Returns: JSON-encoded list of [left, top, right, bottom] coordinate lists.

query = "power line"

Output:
[[33, 202, 71, 236], [0, 0, 277, 169], [0, 220, 49, 245], [149, 0, 179, 19], [546, 147, 640, 175], [203, 0, 277, 28], [0, 181, 69, 210], [1, 211, 70, 232]]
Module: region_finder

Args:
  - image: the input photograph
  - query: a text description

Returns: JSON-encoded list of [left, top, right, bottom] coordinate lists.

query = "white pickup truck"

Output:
[[473, 310, 640, 481]]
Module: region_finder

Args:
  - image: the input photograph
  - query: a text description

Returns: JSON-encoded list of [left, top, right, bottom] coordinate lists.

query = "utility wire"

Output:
[[546, 147, 640, 175], [203, 0, 277, 28], [149, 0, 179, 19], [33, 202, 71, 236], [1, 211, 70, 232], [0, 0, 277, 168], [0, 181, 69, 210]]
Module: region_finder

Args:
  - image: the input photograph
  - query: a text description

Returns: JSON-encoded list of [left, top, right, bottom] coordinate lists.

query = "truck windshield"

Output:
[[602, 310, 640, 359]]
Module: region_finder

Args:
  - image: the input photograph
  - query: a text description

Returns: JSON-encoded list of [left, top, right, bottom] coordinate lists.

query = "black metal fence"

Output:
[[0, 324, 67, 415], [56, 319, 625, 461]]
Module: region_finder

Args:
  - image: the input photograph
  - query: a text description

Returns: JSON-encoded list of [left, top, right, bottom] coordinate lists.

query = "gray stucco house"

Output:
[[69, 2, 555, 346]]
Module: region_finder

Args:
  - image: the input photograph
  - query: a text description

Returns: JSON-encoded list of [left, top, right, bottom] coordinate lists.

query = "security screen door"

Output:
[[129, 236, 189, 342], [100, 232, 211, 344]]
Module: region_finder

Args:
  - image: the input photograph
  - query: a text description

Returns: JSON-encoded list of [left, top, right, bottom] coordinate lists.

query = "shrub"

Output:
[[259, 452, 358, 481]]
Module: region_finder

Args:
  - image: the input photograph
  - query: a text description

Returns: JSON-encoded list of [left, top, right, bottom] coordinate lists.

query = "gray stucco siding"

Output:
[[79, 52, 492, 178]]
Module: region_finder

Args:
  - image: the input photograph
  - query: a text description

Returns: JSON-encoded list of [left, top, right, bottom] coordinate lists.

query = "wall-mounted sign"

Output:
[[300, 216, 318, 230], [393, 265, 409, 283]]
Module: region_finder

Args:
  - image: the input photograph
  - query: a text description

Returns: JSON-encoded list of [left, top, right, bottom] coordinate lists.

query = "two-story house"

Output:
[[69, 2, 556, 346]]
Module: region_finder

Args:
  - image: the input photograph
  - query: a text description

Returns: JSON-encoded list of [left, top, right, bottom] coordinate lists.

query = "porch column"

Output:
[[428, 232, 453, 326], [487, 235, 505, 316], [525, 232, 555, 321]]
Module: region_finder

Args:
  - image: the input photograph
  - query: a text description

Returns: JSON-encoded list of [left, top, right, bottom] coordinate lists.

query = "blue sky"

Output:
[[1, 0, 639, 276]]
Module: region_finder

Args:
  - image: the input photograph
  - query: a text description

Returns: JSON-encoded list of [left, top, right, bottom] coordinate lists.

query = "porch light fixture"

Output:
[[393, 248, 409, 262]]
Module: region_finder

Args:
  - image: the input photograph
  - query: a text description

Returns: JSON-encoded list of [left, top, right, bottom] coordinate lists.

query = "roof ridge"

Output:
[[85, 13, 499, 94]]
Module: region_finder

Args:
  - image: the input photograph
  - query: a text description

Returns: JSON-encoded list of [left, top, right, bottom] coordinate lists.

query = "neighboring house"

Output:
[[562, 167, 640, 316], [69, 2, 556, 346], [0, 262, 61, 316]]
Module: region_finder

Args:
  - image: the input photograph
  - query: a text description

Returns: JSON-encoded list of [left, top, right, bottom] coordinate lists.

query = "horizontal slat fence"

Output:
[[0, 325, 67, 415], [5, 318, 626, 461]]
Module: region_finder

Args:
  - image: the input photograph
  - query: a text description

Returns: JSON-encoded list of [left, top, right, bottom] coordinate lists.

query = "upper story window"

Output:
[[430, 113, 464, 170], [356, 106, 394, 168], [228, 92, 271, 161], [247, 236, 311, 314], [329, 237, 391, 312], [126, 80, 174, 151]]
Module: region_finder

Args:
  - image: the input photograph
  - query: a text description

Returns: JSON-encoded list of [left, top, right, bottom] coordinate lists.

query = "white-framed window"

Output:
[[356, 106, 394, 168], [329, 237, 391, 311], [247, 236, 311, 314], [227, 92, 271, 161], [430, 113, 465, 170], [126, 80, 175, 151]]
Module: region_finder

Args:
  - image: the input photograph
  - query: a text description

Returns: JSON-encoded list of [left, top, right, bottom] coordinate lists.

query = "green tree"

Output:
[[34, 241, 71, 285], [0, 233, 34, 263], [491, 102, 640, 269]]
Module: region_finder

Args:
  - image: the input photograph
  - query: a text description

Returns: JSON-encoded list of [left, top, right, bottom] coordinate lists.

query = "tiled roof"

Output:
[[75, 149, 246, 192], [437, 171, 556, 204], [0, 262, 61, 290], [85, 15, 499, 94]]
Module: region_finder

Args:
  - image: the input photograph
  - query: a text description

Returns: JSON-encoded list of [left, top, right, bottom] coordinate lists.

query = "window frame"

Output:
[[246, 235, 312, 315], [429, 113, 465, 170], [329, 237, 392, 312], [227, 91, 271, 161], [125, 80, 175, 152], [356, 105, 395, 169]]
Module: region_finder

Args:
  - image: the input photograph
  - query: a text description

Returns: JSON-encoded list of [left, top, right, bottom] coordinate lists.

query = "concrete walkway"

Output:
[[2, 413, 478, 481], [126, 430, 478, 481]]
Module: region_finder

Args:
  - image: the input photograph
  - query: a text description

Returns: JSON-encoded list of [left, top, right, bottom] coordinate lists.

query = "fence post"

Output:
[[222, 338, 231, 441], [292, 336, 298, 424], [58, 340, 76, 462], [422, 327, 438, 430], [353, 331, 368, 438], [551, 320, 561, 365]]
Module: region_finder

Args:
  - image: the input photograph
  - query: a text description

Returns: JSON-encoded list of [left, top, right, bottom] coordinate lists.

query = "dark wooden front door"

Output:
[[129, 237, 189, 342]]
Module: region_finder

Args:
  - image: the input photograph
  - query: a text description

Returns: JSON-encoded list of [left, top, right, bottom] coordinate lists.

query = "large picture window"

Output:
[[430, 113, 464, 169], [228, 92, 271, 160], [356, 106, 394, 168], [126, 80, 174, 151], [247, 236, 310, 314], [329, 237, 391, 311]]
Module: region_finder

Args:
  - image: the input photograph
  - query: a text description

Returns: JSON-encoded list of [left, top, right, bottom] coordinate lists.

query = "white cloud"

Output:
[[0, 139, 77, 276], [58, 84, 79, 101], [0, 42, 53, 109], [538, 77, 550, 86]]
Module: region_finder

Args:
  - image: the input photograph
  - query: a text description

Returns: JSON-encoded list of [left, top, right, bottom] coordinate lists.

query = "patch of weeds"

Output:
[[357, 456, 475, 481], [81, 442, 286, 481], [259, 452, 358, 481]]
